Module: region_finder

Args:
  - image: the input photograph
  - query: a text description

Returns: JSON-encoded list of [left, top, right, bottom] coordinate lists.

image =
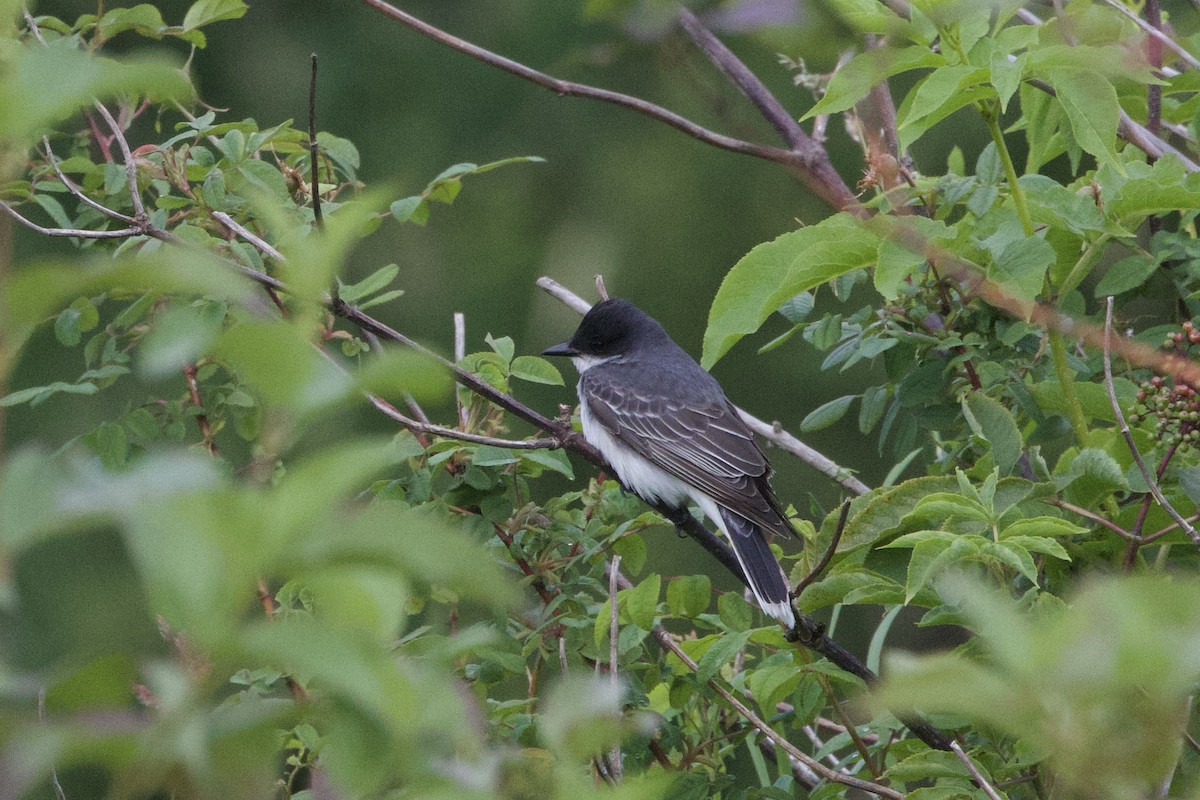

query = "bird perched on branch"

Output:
[[543, 298, 796, 626]]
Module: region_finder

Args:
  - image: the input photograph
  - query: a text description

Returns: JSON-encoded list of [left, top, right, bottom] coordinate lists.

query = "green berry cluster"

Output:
[[1130, 321, 1200, 448]]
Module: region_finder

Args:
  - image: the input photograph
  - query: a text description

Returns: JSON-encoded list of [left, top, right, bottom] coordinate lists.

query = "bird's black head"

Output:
[[542, 298, 667, 359]]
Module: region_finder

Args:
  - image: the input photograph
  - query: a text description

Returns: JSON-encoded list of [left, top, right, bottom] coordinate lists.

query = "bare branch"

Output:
[[212, 211, 286, 261], [1104, 297, 1200, 552], [676, 6, 809, 151], [1100, 0, 1200, 72], [92, 102, 147, 223], [368, 393, 562, 449], [606, 555, 623, 781], [309, 53, 324, 229], [454, 311, 468, 427], [1049, 497, 1139, 542], [792, 500, 849, 598], [950, 741, 1004, 800], [536, 276, 871, 495], [360, 0, 860, 211], [0, 200, 141, 239], [42, 136, 136, 223]]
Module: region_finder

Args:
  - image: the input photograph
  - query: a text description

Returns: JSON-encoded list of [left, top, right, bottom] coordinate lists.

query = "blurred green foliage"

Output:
[[7, 0, 1200, 799]]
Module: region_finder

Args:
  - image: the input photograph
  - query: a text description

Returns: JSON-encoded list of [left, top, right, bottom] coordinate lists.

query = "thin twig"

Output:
[[454, 312, 468, 428], [183, 364, 218, 456], [536, 276, 871, 495], [1146, 0, 1164, 137], [212, 211, 285, 260], [360, 0, 859, 211], [0, 201, 140, 239], [1104, 297, 1200, 552], [309, 53, 324, 229], [367, 394, 561, 450], [607, 555, 623, 781], [676, 6, 810, 151], [1099, 0, 1200, 72], [792, 500, 849, 597], [92, 102, 147, 223], [951, 741, 1004, 800], [1048, 498, 1139, 541], [42, 136, 136, 222]]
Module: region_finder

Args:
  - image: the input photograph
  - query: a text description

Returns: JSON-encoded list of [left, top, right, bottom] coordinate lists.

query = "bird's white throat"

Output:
[[571, 354, 616, 373]]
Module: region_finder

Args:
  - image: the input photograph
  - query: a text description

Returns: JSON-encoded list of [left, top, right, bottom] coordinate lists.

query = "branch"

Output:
[[676, 7, 810, 151], [42, 136, 136, 223], [792, 500, 849, 598], [1099, 0, 1200, 72], [92, 102, 147, 223], [950, 742, 1004, 800], [360, 0, 860, 211], [1103, 297, 1200, 552], [0, 201, 140, 238], [536, 276, 871, 495]]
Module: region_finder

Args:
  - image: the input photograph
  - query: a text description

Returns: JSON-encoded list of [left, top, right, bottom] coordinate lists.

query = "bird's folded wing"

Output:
[[583, 377, 794, 538]]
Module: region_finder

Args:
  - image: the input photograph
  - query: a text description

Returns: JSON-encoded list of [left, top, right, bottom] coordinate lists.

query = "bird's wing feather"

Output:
[[582, 373, 794, 538]]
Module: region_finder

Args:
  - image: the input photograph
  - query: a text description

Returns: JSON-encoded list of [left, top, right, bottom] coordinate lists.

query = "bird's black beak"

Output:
[[542, 341, 578, 358]]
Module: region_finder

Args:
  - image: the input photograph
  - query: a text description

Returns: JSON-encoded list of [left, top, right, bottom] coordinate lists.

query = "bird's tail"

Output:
[[718, 508, 796, 627]]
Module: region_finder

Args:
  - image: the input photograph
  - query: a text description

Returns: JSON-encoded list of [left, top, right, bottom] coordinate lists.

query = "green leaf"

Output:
[[519, 448, 574, 479], [703, 215, 879, 368], [988, 235, 1055, 308], [896, 66, 992, 150], [472, 445, 519, 467], [667, 575, 711, 618], [182, 0, 248, 30], [963, 393, 1022, 475], [803, 46, 945, 119], [623, 573, 661, 631], [1057, 447, 1130, 506], [1028, 378, 1137, 423], [859, 385, 889, 433], [339, 263, 400, 304], [694, 629, 752, 683], [718, 591, 753, 631], [389, 196, 428, 225], [484, 333, 515, 365], [874, 217, 951, 299], [1094, 254, 1161, 297], [1049, 69, 1122, 172], [0, 42, 190, 148], [509, 356, 564, 386], [801, 394, 856, 432], [611, 533, 647, 576], [1001, 516, 1088, 539], [885, 749, 968, 781], [97, 4, 167, 39]]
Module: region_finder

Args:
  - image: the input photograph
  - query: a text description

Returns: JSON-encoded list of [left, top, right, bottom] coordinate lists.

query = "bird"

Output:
[[543, 298, 797, 627]]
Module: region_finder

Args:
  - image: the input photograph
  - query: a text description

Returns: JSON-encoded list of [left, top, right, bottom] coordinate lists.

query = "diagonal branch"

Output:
[[0, 201, 140, 239], [1103, 297, 1200, 553], [676, 6, 810, 151], [359, 0, 859, 211]]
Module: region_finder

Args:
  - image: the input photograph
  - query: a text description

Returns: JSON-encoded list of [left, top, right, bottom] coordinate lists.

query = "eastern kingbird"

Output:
[[544, 299, 796, 627]]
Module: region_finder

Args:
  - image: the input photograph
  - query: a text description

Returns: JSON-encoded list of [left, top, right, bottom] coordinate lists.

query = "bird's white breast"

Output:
[[578, 390, 692, 507]]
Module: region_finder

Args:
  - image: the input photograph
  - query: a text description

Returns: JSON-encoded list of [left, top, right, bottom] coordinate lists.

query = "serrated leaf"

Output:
[[519, 448, 574, 479], [963, 393, 1022, 475], [1049, 69, 1122, 172], [667, 575, 711, 618], [694, 629, 752, 683], [623, 573, 661, 631], [1000, 516, 1087, 539]]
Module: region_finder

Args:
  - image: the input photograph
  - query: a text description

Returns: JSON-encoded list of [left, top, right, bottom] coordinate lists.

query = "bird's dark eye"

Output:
[[591, 335, 606, 349]]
